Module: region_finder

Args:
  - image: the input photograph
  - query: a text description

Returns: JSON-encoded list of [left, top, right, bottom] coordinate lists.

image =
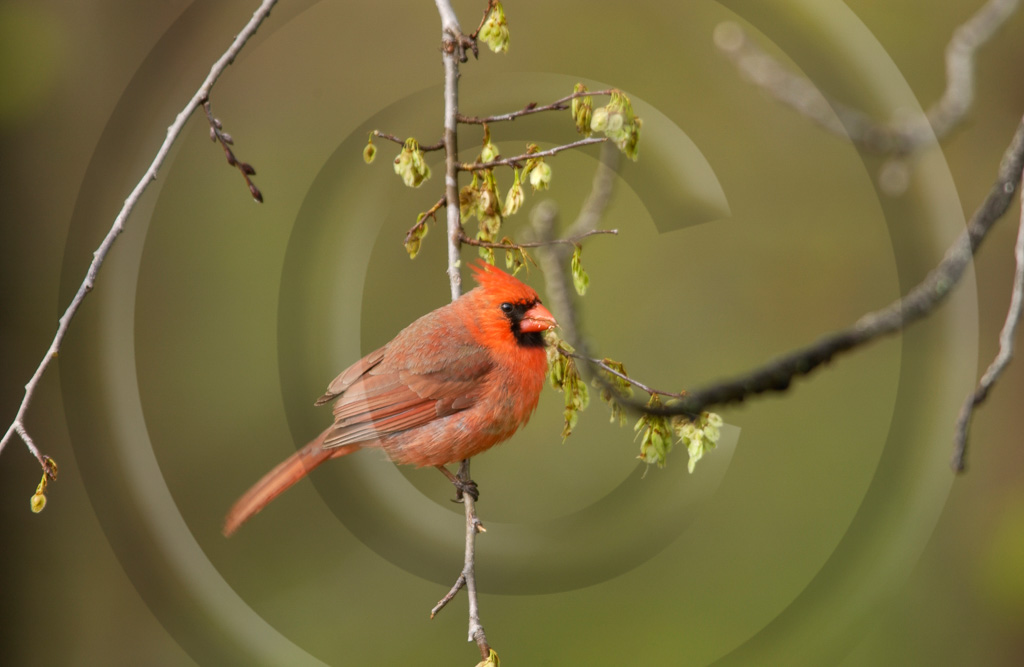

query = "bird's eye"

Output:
[[500, 302, 514, 314]]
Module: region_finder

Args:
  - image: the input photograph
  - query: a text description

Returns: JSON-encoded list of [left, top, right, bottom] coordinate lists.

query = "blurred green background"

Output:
[[2, 1, 1023, 665]]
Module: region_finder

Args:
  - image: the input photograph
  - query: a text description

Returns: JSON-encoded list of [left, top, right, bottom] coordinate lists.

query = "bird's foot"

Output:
[[435, 464, 480, 503], [451, 477, 479, 503]]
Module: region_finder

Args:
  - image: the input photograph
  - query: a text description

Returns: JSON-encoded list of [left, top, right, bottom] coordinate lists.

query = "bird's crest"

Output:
[[470, 260, 539, 303]]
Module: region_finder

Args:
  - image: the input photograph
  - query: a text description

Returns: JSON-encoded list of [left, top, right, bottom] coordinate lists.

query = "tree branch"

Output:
[[457, 460, 488, 657], [434, 0, 491, 660], [562, 142, 621, 242], [529, 4, 1024, 471], [431, 573, 466, 618], [468, 0, 499, 43], [557, 347, 686, 400], [930, 0, 1020, 139], [405, 196, 446, 248], [458, 227, 617, 250], [439, 5, 464, 301], [952, 167, 1024, 470], [713, 0, 1019, 155], [0, 0, 279, 479], [458, 88, 615, 125], [203, 98, 263, 202], [460, 136, 606, 171], [371, 130, 445, 152], [539, 113, 1024, 472], [619, 117, 1024, 437]]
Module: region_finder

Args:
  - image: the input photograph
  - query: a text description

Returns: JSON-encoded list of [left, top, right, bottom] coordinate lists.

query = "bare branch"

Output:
[[953, 167, 1024, 470], [468, 0, 499, 42], [0, 0, 279, 476], [532, 203, 573, 343], [434, 0, 461, 33], [458, 88, 615, 125], [931, 0, 1019, 139], [713, 0, 1019, 154], [371, 130, 445, 152], [563, 142, 620, 241], [457, 459, 489, 657], [460, 136, 607, 171], [459, 227, 617, 250], [434, 0, 491, 659], [539, 116, 1024, 473], [431, 574, 466, 618], [438, 3, 464, 301], [436, 0, 475, 64], [203, 99, 263, 202], [558, 347, 686, 400], [405, 196, 446, 245], [630, 116, 1024, 420]]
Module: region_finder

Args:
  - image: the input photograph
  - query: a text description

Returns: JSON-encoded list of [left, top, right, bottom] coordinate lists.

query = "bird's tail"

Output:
[[223, 429, 358, 536]]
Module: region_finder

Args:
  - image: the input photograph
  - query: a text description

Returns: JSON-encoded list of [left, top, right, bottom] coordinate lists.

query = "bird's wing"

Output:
[[314, 345, 388, 406], [320, 339, 494, 449]]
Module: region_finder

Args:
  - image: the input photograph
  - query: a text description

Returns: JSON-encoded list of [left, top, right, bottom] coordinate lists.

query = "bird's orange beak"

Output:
[[519, 303, 558, 333]]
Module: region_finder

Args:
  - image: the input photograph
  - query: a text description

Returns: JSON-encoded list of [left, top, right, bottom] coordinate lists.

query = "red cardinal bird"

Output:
[[224, 261, 557, 536]]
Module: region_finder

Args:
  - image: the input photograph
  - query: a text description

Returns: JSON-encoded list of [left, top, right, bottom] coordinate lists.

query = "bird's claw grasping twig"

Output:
[[436, 463, 480, 502], [453, 477, 480, 503]]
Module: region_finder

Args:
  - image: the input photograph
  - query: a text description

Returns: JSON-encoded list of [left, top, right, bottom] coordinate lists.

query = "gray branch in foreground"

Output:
[[953, 169, 1024, 470], [533, 2, 1024, 475], [542, 117, 1024, 473], [531, 142, 621, 345], [713, 0, 1019, 155], [0, 0, 280, 474], [637, 117, 1024, 446]]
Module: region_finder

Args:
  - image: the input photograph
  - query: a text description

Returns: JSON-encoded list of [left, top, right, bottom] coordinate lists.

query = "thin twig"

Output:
[[405, 197, 446, 246], [458, 88, 615, 125], [952, 167, 1024, 470], [0, 0, 279, 474], [457, 458, 488, 657], [431, 574, 466, 618], [713, 0, 1019, 154], [459, 228, 617, 249], [460, 136, 607, 171], [371, 130, 445, 152], [203, 99, 263, 202], [557, 347, 686, 400], [469, 0, 498, 40]]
